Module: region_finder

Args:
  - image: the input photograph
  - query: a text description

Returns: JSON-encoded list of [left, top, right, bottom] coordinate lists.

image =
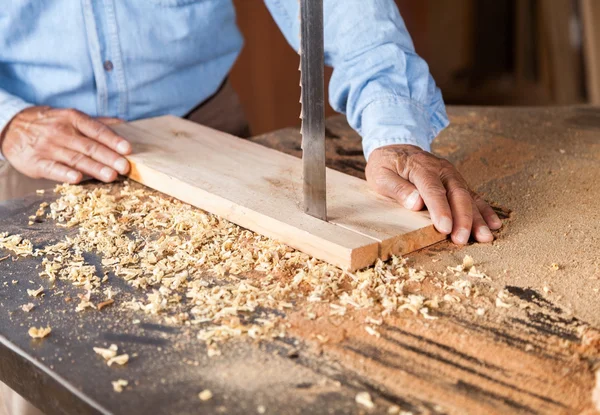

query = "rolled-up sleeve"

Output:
[[0, 89, 33, 160], [264, 0, 449, 160]]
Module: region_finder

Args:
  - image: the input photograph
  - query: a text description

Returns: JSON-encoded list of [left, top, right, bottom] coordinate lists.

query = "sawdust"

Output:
[[593, 370, 600, 411], [425, 107, 600, 327]]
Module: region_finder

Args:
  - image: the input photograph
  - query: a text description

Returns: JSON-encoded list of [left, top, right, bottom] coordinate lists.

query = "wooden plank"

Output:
[[111, 116, 443, 270], [581, 0, 600, 104]]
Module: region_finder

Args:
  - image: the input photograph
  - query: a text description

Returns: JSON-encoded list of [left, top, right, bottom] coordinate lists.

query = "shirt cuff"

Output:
[[360, 96, 449, 160], [0, 95, 34, 161]]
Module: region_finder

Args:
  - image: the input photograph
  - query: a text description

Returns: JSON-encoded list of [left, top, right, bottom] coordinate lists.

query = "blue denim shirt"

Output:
[[0, 0, 448, 160]]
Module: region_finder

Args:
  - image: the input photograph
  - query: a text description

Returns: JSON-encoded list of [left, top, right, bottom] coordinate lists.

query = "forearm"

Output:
[[264, 0, 449, 159]]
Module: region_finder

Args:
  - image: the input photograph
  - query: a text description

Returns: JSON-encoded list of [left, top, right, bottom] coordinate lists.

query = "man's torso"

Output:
[[0, 0, 244, 120]]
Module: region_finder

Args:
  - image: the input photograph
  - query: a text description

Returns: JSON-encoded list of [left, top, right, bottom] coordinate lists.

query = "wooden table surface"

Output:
[[0, 106, 598, 415]]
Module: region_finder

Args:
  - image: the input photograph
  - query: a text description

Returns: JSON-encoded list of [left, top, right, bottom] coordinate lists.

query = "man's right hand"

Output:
[[0, 106, 131, 184]]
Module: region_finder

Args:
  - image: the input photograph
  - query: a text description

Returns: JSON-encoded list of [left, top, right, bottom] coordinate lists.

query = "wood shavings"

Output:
[[198, 389, 213, 401], [27, 286, 44, 297], [355, 391, 375, 409], [365, 326, 380, 337], [495, 290, 513, 309], [7, 182, 501, 355], [112, 379, 128, 393], [94, 344, 118, 360], [21, 303, 35, 313], [420, 307, 438, 320], [75, 291, 96, 312], [329, 303, 346, 316], [316, 334, 329, 344], [365, 316, 382, 326], [97, 299, 114, 310], [28, 326, 51, 338], [462, 255, 474, 271], [0, 233, 33, 256], [443, 294, 461, 303], [467, 266, 489, 279], [36, 189, 45, 195], [107, 354, 129, 367]]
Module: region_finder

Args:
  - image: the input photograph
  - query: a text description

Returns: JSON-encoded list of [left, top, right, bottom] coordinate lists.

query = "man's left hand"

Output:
[[366, 144, 502, 245]]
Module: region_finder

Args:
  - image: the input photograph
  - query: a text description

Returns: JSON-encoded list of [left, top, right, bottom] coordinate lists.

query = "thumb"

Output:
[[371, 168, 425, 211]]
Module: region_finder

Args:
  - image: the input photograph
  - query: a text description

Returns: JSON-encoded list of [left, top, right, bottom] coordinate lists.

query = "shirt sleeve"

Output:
[[0, 89, 33, 160], [263, 0, 449, 160]]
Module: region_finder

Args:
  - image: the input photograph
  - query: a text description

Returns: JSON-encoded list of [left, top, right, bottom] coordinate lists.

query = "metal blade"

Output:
[[300, 0, 327, 221]]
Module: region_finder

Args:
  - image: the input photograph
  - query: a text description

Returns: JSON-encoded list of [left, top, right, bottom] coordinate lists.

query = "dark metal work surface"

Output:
[[0, 107, 599, 415]]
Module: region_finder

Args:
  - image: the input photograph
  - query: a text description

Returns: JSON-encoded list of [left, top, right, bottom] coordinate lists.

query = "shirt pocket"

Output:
[[150, 0, 207, 6]]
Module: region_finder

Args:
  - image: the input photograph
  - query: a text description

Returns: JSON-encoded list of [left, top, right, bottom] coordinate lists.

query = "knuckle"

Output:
[[67, 152, 86, 167], [409, 151, 436, 167], [65, 108, 82, 119], [421, 183, 447, 198], [446, 186, 471, 200], [39, 160, 56, 177], [407, 153, 441, 177], [82, 140, 98, 156], [439, 158, 454, 170], [390, 182, 409, 197]]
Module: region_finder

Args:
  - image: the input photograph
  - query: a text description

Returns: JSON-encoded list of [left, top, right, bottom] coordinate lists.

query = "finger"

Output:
[[470, 201, 494, 243], [96, 117, 124, 126], [52, 146, 118, 182], [64, 133, 129, 175], [443, 175, 474, 245], [67, 109, 131, 155], [473, 194, 502, 230], [410, 171, 453, 234], [36, 159, 82, 184], [370, 168, 424, 210]]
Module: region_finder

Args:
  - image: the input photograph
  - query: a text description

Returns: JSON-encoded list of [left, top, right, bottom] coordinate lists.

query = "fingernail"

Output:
[[67, 171, 80, 183], [490, 216, 502, 229], [101, 166, 114, 180], [438, 217, 453, 234], [404, 191, 420, 210], [456, 228, 470, 244], [116, 141, 130, 154], [114, 158, 129, 174], [478, 226, 493, 239]]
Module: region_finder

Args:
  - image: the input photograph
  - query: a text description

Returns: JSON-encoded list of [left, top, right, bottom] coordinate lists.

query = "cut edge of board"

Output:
[[127, 158, 379, 271], [378, 225, 446, 260], [333, 220, 445, 261]]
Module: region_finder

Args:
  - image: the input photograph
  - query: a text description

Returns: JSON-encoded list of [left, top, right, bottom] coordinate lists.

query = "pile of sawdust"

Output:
[[0, 183, 500, 356]]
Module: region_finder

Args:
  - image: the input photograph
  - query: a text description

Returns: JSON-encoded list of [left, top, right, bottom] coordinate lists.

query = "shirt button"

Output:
[[103, 60, 114, 71]]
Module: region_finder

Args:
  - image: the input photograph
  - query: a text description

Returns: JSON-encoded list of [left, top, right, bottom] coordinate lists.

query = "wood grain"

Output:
[[112, 116, 444, 270]]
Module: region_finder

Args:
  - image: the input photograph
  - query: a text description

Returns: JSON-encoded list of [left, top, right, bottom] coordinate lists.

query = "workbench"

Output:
[[0, 106, 598, 415]]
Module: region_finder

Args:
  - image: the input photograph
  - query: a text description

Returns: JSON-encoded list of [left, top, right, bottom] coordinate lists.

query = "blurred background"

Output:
[[229, 0, 600, 136]]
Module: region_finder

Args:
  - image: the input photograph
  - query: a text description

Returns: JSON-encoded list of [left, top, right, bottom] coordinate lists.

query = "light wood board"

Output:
[[112, 116, 444, 270]]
